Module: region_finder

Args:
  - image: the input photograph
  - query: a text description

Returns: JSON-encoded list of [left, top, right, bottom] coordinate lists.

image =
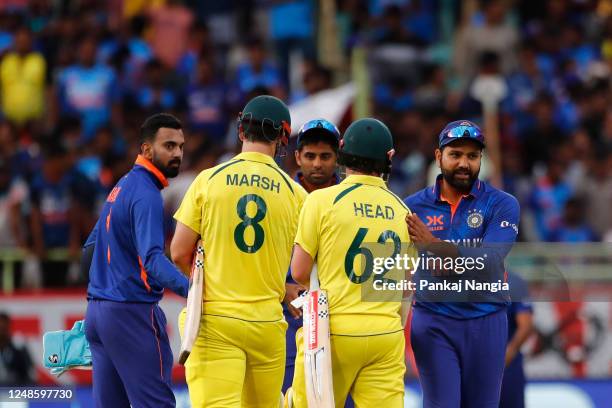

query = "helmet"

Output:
[[438, 120, 485, 148], [338, 118, 394, 175], [239, 95, 291, 145], [296, 119, 340, 148]]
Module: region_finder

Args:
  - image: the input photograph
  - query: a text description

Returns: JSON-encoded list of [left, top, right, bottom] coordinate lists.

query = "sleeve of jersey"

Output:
[[173, 173, 204, 234], [458, 194, 520, 275], [294, 193, 321, 260], [133, 193, 189, 297]]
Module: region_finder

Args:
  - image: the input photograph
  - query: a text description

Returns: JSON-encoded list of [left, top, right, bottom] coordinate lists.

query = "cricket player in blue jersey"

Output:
[[84, 113, 189, 408], [404, 120, 520, 407], [283, 118, 340, 388]]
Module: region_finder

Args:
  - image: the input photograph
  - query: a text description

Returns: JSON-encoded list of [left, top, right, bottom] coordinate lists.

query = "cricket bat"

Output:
[[303, 266, 335, 407], [178, 241, 204, 365]]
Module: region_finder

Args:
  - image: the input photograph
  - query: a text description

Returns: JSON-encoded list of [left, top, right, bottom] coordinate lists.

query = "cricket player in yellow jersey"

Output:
[[290, 118, 413, 407], [170, 95, 307, 408]]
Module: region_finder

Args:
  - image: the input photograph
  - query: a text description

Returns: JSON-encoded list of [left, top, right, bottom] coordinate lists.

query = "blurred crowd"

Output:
[[0, 0, 611, 290]]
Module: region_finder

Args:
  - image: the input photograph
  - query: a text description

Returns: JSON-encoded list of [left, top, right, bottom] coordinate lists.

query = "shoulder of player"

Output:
[[481, 183, 519, 212], [403, 185, 430, 208]]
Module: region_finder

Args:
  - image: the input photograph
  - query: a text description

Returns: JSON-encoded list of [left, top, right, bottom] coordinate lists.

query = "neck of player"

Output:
[[345, 168, 380, 177], [440, 178, 467, 205], [241, 139, 277, 157]]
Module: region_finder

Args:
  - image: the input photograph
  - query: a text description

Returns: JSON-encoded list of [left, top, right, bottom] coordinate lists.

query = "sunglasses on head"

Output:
[[445, 125, 483, 141], [299, 120, 340, 140]]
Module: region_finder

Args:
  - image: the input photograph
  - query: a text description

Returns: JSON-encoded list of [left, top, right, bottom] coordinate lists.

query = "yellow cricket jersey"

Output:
[[295, 174, 414, 336], [174, 151, 307, 322]]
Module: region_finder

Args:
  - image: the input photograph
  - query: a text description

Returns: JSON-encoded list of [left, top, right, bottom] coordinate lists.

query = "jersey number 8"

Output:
[[234, 194, 267, 253]]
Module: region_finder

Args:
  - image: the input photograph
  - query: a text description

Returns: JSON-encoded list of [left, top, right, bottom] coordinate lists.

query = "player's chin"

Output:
[[164, 165, 181, 178], [451, 176, 474, 189], [309, 173, 330, 184]]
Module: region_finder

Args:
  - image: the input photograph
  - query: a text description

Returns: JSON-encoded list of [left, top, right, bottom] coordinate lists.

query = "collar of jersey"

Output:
[[134, 155, 169, 188], [341, 174, 386, 187], [432, 174, 482, 202], [235, 151, 278, 167]]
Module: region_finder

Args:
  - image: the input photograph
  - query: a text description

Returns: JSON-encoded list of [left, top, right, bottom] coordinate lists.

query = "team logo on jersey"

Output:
[[426, 214, 445, 231], [467, 209, 483, 228]]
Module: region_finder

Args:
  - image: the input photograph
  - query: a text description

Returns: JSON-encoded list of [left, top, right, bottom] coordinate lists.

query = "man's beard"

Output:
[[441, 166, 479, 193], [152, 154, 181, 178]]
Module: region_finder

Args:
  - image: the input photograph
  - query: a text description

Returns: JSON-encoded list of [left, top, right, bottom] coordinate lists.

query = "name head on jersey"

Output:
[[139, 113, 184, 178], [238, 95, 291, 147], [338, 118, 395, 178]]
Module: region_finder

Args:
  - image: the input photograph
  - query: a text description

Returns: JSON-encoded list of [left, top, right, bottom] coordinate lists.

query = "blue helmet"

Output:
[[438, 120, 485, 148], [296, 119, 340, 148]]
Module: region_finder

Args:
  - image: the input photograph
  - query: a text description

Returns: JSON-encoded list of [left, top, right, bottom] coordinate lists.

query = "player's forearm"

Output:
[[144, 252, 189, 297], [291, 244, 314, 288]]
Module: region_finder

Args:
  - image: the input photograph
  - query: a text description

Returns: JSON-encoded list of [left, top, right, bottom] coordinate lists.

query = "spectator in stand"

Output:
[[291, 61, 333, 102], [268, 0, 315, 86], [549, 196, 598, 243], [28, 143, 83, 287], [0, 25, 46, 127], [453, 0, 519, 89], [234, 37, 284, 99], [0, 312, 34, 386], [177, 22, 212, 84], [54, 35, 121, 142], [99, 15, 153, 96], [522, 93, 566, 174], [186, 57, 228, 143], [373, 4, 426, 47], [148, 0, 194, 69], [527, 151, 573, 242], [132, 59, 179, 114]]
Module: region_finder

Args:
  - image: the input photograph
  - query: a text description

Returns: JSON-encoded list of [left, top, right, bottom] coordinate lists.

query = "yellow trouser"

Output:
[[179, 308, 287, 407], [291, 327, 405, 408]]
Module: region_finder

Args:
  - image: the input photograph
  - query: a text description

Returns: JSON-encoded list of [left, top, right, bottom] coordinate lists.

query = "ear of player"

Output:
[[179, 240, 205, 365]]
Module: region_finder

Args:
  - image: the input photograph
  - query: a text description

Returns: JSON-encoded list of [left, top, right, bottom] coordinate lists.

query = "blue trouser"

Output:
[[283, 305, 301, 393], [500, 354, 525, 408], [85, 300, 175, 408], [411, 306, 507, 408]]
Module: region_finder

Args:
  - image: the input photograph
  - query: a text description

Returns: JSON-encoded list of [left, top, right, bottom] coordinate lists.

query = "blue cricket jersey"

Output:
[[404, 175, 520, 319], [86, 155, 189, 302]]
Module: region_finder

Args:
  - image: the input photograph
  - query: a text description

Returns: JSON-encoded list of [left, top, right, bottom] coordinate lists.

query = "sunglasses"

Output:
[[445, 125, 484, 142], [299, 120, 340, 140], [240, 112, 291, 146]]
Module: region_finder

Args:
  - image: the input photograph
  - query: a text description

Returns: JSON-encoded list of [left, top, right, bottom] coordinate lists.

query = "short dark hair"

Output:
[[297, 129, 339, 153], [140, 113, 182, 144], [240, 117, 279, 144], [338, 152, 390, 175]]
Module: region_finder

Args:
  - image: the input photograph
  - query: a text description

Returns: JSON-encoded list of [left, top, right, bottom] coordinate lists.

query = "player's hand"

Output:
[[406, 213, 438, 249], [505, 344, 518, 366], [284, 283, 303, 319]]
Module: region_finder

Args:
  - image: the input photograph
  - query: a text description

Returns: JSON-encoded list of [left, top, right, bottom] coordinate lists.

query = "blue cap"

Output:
[[438, 120, 485, 148], [296, 119, 340, 147]]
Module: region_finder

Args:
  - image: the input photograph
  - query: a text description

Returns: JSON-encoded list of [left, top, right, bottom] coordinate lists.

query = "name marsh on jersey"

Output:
[[226, 173, 281, 193]]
